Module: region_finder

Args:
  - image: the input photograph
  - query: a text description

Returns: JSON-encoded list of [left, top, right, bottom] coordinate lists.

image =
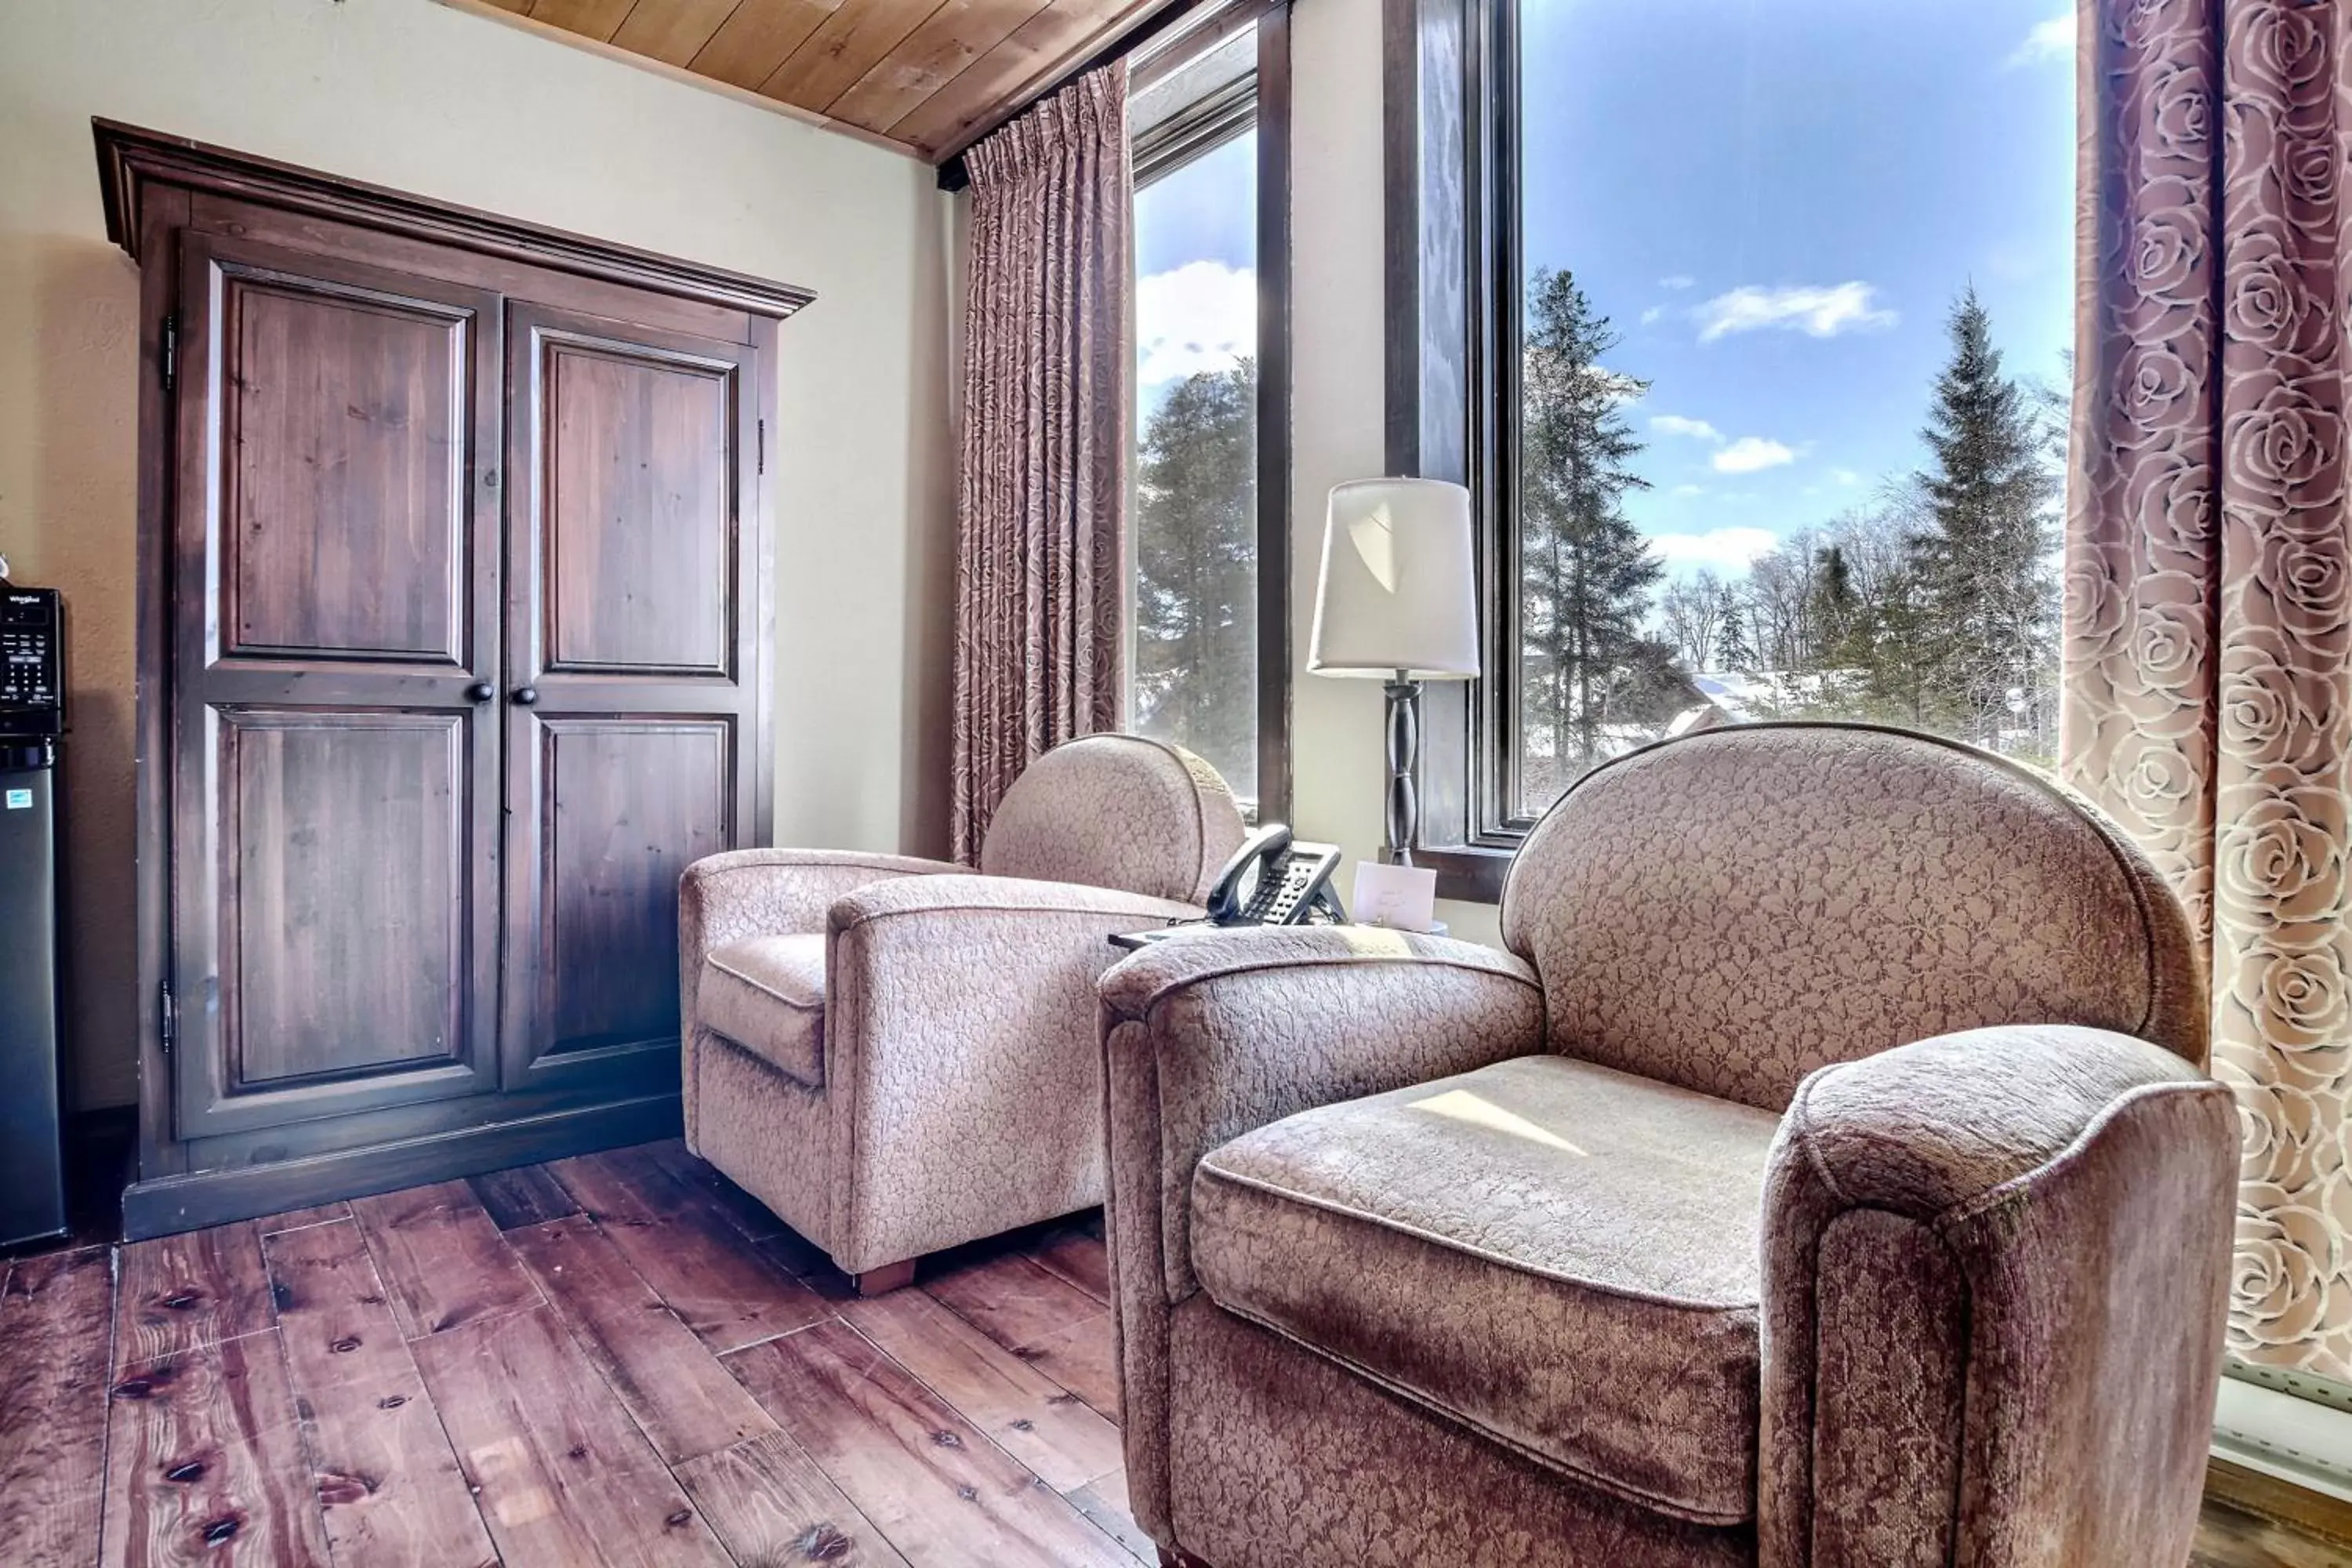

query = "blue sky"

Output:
[[1134, 2, 2077, 578], [1522, 0, 2078, 575]]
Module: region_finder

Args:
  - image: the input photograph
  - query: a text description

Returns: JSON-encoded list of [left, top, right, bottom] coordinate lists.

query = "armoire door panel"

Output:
[[512, 717, 734, 1073], [543, 339, 738, 677], [172, 233, 504, 1140], [511, 310, 753, 681], [223, 710, 470, 1087], [183, 239, 488, 670], [219, 276, 473, 665], [501, 303, 763, 1094]]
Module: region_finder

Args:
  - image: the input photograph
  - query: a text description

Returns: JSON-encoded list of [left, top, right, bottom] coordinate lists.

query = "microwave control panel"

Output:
[[1, 588, 63, 735]]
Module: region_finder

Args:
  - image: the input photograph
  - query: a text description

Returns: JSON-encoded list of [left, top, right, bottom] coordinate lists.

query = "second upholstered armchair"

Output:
[[1102, 722, 2238, 1568], [681, 733, 1243, 1291]]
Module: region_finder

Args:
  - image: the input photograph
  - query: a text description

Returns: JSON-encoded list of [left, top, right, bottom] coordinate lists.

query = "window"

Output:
[[1127, 6, 1290, 817], [1399, 0, 2075, 885]]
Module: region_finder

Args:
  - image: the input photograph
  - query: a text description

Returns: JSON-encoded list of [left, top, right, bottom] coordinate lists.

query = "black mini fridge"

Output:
[[1, 581, 67, 1249]]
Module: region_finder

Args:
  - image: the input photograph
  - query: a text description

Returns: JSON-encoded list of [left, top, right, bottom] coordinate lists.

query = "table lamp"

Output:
[[1308, 478, 1481, 866]]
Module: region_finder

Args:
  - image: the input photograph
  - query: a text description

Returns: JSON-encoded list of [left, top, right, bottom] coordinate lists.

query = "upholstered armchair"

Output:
[[1102, 724, 2237, 1568], [682, 733, 1243, 1291]]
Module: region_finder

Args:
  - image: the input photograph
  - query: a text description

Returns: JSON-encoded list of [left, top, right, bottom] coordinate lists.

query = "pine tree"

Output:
[[1518, 268, 1663, 800], [1907, 289, 2058, 749], [1133, 358, 1259, 795]]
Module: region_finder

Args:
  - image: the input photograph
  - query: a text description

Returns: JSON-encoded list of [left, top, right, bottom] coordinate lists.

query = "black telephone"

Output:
[[1204, 824, 1348, 926]]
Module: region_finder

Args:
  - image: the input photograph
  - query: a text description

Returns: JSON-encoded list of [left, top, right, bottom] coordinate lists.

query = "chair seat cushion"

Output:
[[702, 935, 826, 1087], [1191, 1053, 1780, 1526]]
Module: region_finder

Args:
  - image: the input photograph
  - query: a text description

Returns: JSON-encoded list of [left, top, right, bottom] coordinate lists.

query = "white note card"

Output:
[[1352, 861, 1439, 933]]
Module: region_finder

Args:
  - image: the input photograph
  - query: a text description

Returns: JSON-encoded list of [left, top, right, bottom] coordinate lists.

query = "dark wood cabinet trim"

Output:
[[95, 118, 816, 323], [111, 125, 799, 1229]]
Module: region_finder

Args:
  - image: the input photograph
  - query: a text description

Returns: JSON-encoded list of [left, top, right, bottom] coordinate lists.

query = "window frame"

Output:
[[1385, 0, 1520, 899], [1127, 0, 1294, 824]]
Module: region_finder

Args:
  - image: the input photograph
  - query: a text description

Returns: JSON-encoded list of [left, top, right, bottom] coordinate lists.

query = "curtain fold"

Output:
[[2063, 0, 2352, 1382], [950, 66, 1134, 862]]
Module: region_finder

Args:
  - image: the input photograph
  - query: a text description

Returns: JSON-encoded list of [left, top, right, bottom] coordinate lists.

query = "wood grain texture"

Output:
[[611, 0, 743, 63], [1018, 1312, 1122, 1422], [253, 1201, 353, 1233], [724, 1319, 1136, 1567], [688, 0, 844, 89], [1065, 1468, 1156, 1564], [412, 1305, 731, 1566], [263, 1220, 500, 1566], [469, 1163, 583, 1230], [0, 1249, 115, 1565], [762, 0, 946, 113], [641, 1138, 787, 1241], [100, 1332, 332, 1567], [350, 1181, 543, 1338], [882, 0, 1161, 155], [114, 1220, 276, 1372], [673, 1432, 911, 1567], [829, 0, 1054, 130], [1027, 1214, 1111, 1304], [506, 1213, 779, 1463], [924, 1250, 1109, 1355], [551, 1148, 830, 1352], [840, 1286, 1121, 1489], [37, 1158, 2349, 1568], [528, 0, 638, 42]]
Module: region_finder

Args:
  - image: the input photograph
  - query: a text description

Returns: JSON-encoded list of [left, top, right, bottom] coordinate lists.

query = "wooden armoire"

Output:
[[98, 122, 808, 1236]]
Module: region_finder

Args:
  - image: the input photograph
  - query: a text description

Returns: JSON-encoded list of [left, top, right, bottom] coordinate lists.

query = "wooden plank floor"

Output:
[[0, 1138, 2341, 1566]]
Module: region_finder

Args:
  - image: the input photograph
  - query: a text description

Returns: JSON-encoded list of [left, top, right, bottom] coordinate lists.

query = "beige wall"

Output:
[[0, 0, 957, 1109], [1287, 0, 1504, 947]]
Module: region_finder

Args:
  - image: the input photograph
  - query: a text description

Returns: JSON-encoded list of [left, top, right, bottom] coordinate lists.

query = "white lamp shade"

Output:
[[1308, 477, 1482, 680]]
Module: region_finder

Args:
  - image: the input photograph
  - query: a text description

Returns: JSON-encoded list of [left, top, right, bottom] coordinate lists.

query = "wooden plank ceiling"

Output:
[[471, 0, 1176, 162]]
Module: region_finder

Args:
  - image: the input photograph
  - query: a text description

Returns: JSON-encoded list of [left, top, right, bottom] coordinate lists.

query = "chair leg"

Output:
[[853, 1258, 918, 1297]]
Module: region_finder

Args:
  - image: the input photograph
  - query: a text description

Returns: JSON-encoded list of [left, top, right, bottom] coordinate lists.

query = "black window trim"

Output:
[[1129, 0, 1294, 826], [1385, 0, 1522, 902]]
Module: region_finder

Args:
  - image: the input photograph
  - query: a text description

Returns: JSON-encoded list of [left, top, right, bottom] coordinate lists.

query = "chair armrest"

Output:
[[813, 875, 1203, 1273], [1098, 925, 1544, 1305], [683, 848, 962, 946], [1759, 1025, 2235, 1567], [1098, 926, 1543, 1539]]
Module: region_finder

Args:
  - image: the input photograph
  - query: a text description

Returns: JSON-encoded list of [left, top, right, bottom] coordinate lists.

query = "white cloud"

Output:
[[2006, 15, 2073, 69], [1136, 260, 1256, 387], [1695, 282, 1897, 343], [1659, 274, 1697, 291], [1650, 414, 1723, 443], [1639, 305, 1666, 326], [1713, 436, 1798, 474], [1831, 467, 1862, 486], [1649, 527, 1780, 575], [1669, 484, 1705, 499]]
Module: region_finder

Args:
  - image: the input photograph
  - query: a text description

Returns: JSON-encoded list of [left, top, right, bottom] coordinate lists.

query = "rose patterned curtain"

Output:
[[949, 66, 1133, 862], [2063, 0, 2352, 1383]]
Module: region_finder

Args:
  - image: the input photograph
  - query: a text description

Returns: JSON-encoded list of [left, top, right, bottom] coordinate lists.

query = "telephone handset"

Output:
[[1204, 824, 1348, 927]]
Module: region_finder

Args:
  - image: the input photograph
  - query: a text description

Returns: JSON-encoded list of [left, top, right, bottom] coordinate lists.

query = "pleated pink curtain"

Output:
[[2063, 0, 2352, 1382], [949, 66, 1134, 862]]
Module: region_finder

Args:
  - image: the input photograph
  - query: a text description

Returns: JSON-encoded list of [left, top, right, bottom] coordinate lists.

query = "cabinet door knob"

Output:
[[464, 681, 495, 703], [512, 685, 539, 707]]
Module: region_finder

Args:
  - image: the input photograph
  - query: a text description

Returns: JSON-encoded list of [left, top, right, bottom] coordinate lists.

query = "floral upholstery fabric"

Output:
[[1501, 724, 2208, 1112], [979, 732, 1247, 904], [1193, 1054, 1780, 1524], [680, 737, 1232, 1276], [1760, 1025, 2236, 1566], [1102, 724, 2234, 1566], [700, 934, 826, 1087], [2062, 0, 2352, 1384]]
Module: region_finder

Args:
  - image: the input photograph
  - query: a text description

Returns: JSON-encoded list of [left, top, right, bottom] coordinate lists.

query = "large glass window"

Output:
[[1127, 13, 1287, 815], [1497, 0, 2074, 818]]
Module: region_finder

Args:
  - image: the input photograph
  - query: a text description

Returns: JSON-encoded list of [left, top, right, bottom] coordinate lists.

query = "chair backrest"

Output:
[[1499, 723, 2208, 1112], [979, 734, 1247, 905]]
